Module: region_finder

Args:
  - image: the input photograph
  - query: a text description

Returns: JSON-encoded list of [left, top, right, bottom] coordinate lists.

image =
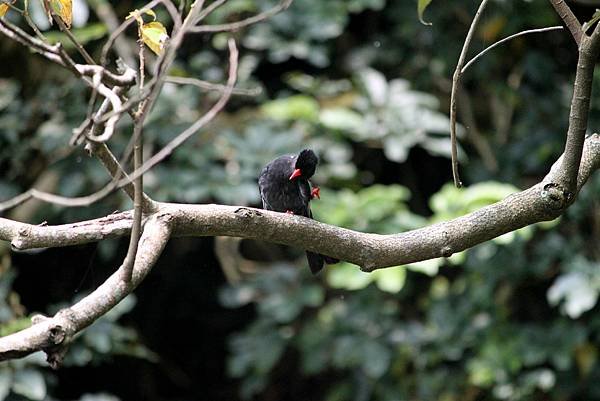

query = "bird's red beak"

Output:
[[289, 168, 302, 180]]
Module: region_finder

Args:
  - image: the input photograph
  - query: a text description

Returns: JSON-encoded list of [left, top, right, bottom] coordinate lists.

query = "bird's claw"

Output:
[[285, 210, 295, 214], [311, 186, 320, 200]]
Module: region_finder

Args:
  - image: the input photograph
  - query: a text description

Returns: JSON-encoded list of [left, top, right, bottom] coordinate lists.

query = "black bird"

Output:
[[258, 149, 337, 274]]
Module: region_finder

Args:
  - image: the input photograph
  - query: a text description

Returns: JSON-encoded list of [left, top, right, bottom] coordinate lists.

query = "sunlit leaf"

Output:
[[261, 95, 320, 122], [418, 0, 433, 26], [144, 8, 157, 20], [326, 262, 373, 290], [50, 0, 72, 28], [373, 267, 406, 293], [141, 21, 169, 55], [0, 3, 9, 17]]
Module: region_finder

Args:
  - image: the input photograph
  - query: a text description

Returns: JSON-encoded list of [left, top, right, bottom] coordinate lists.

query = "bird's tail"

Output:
[[306, 251, 339, 275]]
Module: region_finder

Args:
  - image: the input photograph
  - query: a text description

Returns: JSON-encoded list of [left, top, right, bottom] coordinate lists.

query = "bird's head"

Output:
[[289, 149, 318, 180]]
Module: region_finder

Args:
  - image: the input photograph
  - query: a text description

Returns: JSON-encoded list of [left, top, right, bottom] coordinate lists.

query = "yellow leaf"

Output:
[[141, 21, 169, 55], [0, 0, 15, 18], [50, 0, 72, 28], [0, 4, 9, 17], [144, 9, 157, 21], [417, 0, 433, 26], [126, 8, 157, 24]]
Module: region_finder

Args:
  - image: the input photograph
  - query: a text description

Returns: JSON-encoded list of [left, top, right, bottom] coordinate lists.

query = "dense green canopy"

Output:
[[2, 0, 600, 400]]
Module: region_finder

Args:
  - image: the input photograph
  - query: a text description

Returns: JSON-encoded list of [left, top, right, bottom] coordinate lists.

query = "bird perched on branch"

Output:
[[258, 149, 338, 274]]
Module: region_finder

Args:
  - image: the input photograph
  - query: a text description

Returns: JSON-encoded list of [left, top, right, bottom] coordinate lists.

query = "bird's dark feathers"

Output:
[[295, 149, 318, 179], [258, 149, 337, 274], [258, 149, 317, 216]]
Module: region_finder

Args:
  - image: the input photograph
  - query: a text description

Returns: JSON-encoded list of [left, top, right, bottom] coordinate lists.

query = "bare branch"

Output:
[[190, 0, 293, 33], [0, 134, 597, 259], [75, 64, 137, 87], [165, 75, 261, 96], [0, 133, 598, 363], [450, 0, 489, 188], [555, 25, 600, 194], [194, 0, 226, 24], [0, 214, 171, 364], [0, 211, 134, 250], [85, 142, 157, 212], [0, 17, 63, 63], [43, 0, 96, 65], [93, 0, 136, 67], [548, 0, 582, 46], [461, 26, 564, 73], [121, 38, 148, 282], [122, 38, 238, 186]]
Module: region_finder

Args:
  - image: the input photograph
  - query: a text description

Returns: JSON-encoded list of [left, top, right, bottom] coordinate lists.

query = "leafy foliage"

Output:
[[1, 0, 599, 400]]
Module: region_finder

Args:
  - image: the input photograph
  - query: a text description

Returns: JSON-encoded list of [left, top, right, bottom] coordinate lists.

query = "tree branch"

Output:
[[0, 214, 172, 365], [1, 134, 598, 259], [555, 25, 600, 194], [189, 0, 293, 33], [1, 134, 598, 363], [548, 0, 582, 46], [450, 0, 489, 187]]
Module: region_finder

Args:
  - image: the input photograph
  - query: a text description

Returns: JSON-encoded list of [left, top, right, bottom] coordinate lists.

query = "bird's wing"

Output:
[[258, 166, 273, 210]]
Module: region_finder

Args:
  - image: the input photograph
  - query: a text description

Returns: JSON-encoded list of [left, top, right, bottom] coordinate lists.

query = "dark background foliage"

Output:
[[2, 0, 600, 400]]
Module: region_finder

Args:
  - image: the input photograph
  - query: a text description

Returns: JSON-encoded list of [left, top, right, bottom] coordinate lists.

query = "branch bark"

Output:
[[0, 214, 172, 366], [548, 0, 582, 46], [2, 134, 599, 263], [0, 133, 598, 363]]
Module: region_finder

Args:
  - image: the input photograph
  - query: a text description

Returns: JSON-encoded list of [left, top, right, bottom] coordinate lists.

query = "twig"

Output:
[[120, 38, 238, 186], [99, 0, 163, 66], [0, 17, 63, 63], [22, 0, 48, 42], [41, 0, 96, 64], [547, 0, 582, 46], [165, 75, 261, 96], [450, 0, 489, 188], [0, 214, 172, 365], [461, 26, 564, 73], [194, 0, 226, 24], [121, 38, 148, 282], [189, 0, 293, 33]]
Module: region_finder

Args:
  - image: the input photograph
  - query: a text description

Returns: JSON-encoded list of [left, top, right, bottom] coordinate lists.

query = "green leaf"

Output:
[[319, 107, 363, 132], [418, 0, 433, 26], [141, 21, 169, 55], [326, 262, 373, 290], [261, 95, 320, 121], [373, 267, 406, 293]]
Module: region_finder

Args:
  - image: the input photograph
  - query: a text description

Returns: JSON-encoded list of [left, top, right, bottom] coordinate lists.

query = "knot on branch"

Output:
[[541, 182, 573, 210], [10, 227, 31, 250], [46, 345, 69, 370], [234, 207, 262, 219], [441, 245, 454, 258], [30, 313, 70, 369]]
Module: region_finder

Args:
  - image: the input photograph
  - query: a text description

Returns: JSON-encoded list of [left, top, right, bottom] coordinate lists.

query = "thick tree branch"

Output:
[[0, 134, 599, 363], [0, 211, 135, 250], [2, 134, 599, 259], [556, 26, 600, 193], [548, 0, 582, 46], [0, 214, 171, 365]]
